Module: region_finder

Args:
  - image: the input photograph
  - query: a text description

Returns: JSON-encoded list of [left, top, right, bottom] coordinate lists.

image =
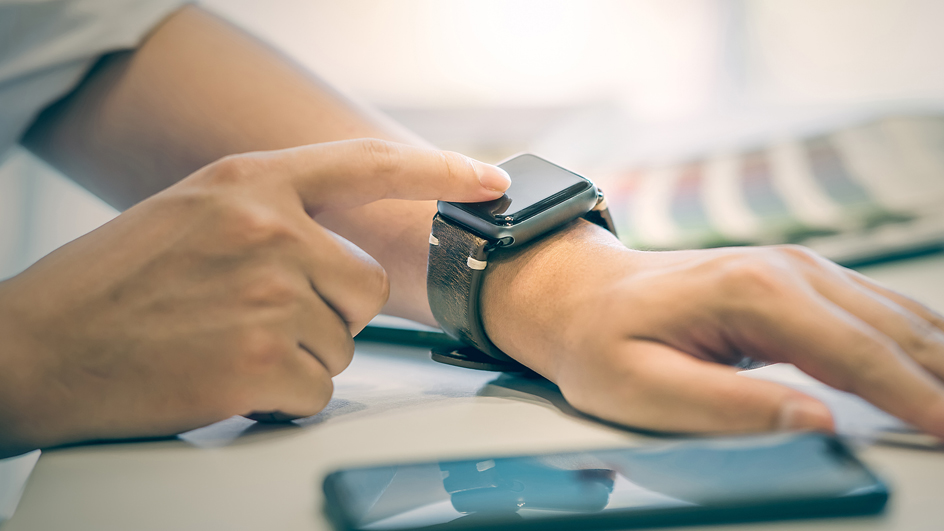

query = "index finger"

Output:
[[260, 139, 511, 213], [559, 340, 834, 434]]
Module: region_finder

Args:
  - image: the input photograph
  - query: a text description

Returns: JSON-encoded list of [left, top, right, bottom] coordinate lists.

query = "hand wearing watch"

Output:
[[427, 154, 617, 372]]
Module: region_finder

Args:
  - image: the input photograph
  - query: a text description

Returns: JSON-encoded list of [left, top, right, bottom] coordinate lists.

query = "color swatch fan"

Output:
[[599, 115, 944, 265]]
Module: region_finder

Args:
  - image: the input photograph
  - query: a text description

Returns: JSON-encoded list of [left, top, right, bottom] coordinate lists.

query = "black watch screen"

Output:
[[437, 154, 600, 246], [455, 154, 592, 224]]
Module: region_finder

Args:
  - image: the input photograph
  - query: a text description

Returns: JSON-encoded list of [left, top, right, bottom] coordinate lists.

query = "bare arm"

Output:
[[22, 5, 440, 323], [20, 5, 944, 440]]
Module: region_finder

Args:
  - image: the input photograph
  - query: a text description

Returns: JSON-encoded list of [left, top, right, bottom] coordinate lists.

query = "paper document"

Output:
[[743, 363, 942, 449]]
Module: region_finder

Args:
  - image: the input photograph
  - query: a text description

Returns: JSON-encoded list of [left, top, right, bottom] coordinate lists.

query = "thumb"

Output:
[[258, 139, 511, 213], [565, 341, 835, 434]]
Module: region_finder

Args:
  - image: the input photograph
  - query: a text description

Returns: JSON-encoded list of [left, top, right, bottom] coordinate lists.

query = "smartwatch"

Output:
[[426, 154, 617, 372]]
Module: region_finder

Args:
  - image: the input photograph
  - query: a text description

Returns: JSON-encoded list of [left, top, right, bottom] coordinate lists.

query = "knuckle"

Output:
[[293, 353, 337, 413], [332, 334, 357, 375], [344, 265, 391, 328], [771, 244, 823, 266], [175, 154, 269, 212], [242, 271, 301, 307], [203, 154, 259, 186], [146, 186, 218, 219], [366, 266, 391, 315], [310, 377, 335, 413], [358, 139, 402, 176], [718, 255, 792, 301], [302, 313, 356, 376], [224, 202, 298, 248], [901, 321, 941, 363], [238, 328, 293, 371]]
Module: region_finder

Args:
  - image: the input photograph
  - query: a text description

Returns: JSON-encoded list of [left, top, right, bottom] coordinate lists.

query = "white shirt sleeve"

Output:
[[0, 0, 189, 159]]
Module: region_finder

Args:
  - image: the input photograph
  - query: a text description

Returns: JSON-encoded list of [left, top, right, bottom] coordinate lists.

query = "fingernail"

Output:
[[472, 159, 511, 192], [777, 399, 834, 432]]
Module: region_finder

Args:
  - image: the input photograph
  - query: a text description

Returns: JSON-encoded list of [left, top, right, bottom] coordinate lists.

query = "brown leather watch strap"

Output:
[[427, 214, 510, 361], [427, 193, 617, 371]]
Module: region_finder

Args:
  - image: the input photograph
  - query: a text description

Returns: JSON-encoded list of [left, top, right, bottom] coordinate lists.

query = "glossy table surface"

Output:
[[3, 253, 944, 531]]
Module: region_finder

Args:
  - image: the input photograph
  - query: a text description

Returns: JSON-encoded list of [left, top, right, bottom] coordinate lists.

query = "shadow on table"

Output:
[[53, 349, 661, 453], [174, 368, 666, 450], [478, 374, 671, 440]]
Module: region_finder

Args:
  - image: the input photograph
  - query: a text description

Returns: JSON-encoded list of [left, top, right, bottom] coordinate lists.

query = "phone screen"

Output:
[[322, 433, 887, 531], [452, 154, 592, 223]]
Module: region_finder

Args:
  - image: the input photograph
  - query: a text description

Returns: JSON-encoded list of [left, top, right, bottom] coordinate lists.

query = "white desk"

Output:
[[3, 254, 944, 530]]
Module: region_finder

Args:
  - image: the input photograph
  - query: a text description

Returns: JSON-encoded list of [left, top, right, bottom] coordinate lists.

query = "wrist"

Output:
[[0, 279, 44, 456], [0, 277, 78, 456], [479, 218, 630, 380]]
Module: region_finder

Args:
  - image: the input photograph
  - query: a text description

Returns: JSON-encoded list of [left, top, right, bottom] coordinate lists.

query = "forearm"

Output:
[[22, 5, 438, 322], [17, 5, 944, 441]]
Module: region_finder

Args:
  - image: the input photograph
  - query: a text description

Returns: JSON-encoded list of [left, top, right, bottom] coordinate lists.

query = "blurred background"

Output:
[[3, 0, 944, 280]]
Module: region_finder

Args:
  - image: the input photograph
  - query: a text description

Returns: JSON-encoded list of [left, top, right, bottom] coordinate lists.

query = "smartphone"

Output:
[[322, 432, 888, 531]]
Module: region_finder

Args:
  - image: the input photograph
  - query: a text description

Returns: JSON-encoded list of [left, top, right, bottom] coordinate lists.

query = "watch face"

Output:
[[456, 154, 593, 224]]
